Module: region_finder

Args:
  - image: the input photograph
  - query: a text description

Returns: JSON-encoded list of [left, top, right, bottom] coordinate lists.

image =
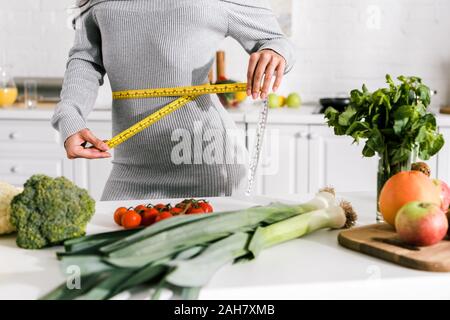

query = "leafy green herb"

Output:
[[325, 75, 444, 165]]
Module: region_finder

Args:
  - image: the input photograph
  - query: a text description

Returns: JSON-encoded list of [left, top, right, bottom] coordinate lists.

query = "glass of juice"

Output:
[[0, 66, 18, 108]]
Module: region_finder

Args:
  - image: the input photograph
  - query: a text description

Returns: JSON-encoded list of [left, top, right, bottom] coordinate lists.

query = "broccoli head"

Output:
[[10, 174, 95, 249]]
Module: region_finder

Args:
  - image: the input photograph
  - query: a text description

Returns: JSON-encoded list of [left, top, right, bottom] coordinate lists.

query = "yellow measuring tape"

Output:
[[107, 82, 248, 149]]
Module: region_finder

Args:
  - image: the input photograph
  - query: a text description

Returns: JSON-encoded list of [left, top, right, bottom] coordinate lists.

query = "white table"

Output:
[[1, 192, 449, 300]]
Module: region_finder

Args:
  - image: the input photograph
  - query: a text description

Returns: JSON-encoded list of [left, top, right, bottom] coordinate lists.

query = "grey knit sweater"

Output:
[[51, 0, 295, 201]]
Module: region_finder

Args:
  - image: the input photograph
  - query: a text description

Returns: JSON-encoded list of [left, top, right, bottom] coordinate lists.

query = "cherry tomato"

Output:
[[187, 207, 205, 214], [155, 211, 173, 223], [154, 203, 168, 211], [121, 210, 142, 229], [170, 207, 183, 215], [141, 208, 159, 226], [134, 204, 147, 214], [114, 207, 129, 226], [178, 199, 194, 206], [176, 199, 196, 211], [198, 201, 213, 213], [175, 202, 187, 209]]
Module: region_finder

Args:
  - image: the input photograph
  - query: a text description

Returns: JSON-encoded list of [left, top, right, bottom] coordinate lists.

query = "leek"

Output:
[[60, 256, 114, 276], [40, 273, 103, 300], [77, 271, 132, 300], [248, 201, 357, 257], [165, 232, 251, 288], [103, 191, 337, 269], [64, 228, 138, 251], [163, 202, 356, 289], [101, 190, 336, 255], [100, 214, 215, 253], [41, 190, 357, 300]]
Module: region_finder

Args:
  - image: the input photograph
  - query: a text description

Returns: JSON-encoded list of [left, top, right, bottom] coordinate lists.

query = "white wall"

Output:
[[222, 0, 450, 108], [0, 0, 74, 77], [1, 0, 449, 108]]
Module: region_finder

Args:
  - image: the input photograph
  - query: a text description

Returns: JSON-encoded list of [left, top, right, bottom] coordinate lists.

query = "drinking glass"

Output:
[[24, 80, 38, 109]]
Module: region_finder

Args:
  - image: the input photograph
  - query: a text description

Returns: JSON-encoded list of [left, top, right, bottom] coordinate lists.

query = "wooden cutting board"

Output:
[[338, 223, 450, 272]]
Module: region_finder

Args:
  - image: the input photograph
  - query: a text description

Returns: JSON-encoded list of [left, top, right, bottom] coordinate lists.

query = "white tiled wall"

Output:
[[222, 0, 450, 109], [0, 0, 74, 77], [0, 0, 449, 109]]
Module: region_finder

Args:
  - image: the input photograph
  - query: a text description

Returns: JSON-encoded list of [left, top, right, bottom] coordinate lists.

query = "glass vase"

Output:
[[376, 151, 415, 223]]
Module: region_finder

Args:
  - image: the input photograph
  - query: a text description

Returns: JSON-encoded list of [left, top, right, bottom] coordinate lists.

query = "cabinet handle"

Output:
[[10, 166, 19, 174], [295, 131, 308, 139], [308, 133, 319, 140], [262, 157, 272, 168], [9, 132, 19, 140]]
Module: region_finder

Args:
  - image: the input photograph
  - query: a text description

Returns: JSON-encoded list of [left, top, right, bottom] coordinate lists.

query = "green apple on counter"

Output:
[[268, 92, 301, 109], [286, 93, 302, 108], [268, 93, 282, 108]]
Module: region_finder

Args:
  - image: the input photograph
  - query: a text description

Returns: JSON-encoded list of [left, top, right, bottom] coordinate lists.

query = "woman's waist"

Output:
[[109, 160, 249, 177], [110, 122, 248, 167], [111, 95, 238, 131], [111, 93, 218, 112], [108, 73, 212, 94]]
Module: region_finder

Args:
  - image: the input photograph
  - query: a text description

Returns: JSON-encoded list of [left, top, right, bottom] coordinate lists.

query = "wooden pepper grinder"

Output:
[[216, 51, 227, 82]]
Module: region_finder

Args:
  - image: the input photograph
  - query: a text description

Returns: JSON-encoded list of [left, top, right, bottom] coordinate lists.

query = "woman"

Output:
[[52, 0, 295, 200]]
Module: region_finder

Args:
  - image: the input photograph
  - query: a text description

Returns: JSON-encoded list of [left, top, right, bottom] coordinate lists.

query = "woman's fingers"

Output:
[[272, 59, 286, 92], [80, 129, 109, 151], [252, 53, 272, 99], [69, 146, 111, 160], [247, 50, 286, 100], [65, 129, 111, 159], [261, 61, 278, 99], [247, 52, 260, 96]]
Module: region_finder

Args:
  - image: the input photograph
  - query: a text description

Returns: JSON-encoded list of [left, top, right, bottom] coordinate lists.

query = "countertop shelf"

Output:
[[3, 105, 450, 126]]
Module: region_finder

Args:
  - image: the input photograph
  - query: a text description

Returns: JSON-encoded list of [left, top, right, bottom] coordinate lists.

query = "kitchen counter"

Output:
[[0, 105, 316, 124], [2, 105, 450, 126], [1, 192, 450, 300], [0, 107, 112, 122]]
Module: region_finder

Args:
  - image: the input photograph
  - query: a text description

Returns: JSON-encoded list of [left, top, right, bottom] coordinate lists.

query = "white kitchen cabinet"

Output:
[[0, 119, 73, 188], [0, 120, 60, 145], [247, 123, 309, 196], [247, 121, 380, 196], [0, 118, 112, 199], [0, 157, 67, 187], [73, 157, 113, 200], [308, 125, 379, 192]]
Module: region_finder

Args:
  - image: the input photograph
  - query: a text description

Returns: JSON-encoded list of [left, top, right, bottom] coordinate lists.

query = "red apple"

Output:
[[395, 202, 448, 247], [433, 179, 450, 212]]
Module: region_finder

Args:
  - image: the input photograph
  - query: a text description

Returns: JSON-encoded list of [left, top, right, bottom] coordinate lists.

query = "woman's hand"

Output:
[[65, 129, 111, 159], [247, 49, 286, 100]]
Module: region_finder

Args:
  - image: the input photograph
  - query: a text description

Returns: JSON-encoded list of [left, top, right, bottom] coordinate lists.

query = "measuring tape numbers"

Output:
[[107, 82, 248, 149]]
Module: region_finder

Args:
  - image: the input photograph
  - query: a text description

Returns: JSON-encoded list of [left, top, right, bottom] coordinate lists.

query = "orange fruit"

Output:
[[379, 171, 441, 226]]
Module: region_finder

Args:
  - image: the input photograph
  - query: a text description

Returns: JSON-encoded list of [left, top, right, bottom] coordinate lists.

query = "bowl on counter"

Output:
[[319, 97, 350, 114]]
